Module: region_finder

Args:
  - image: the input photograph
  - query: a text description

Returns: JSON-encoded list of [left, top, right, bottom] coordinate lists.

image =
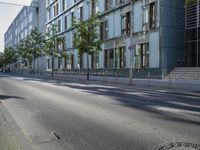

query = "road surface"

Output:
[[0, 73, 200, 150]]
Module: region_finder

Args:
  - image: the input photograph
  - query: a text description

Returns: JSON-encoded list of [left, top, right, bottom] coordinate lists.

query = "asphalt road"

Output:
[[0, 73, 200, 150]]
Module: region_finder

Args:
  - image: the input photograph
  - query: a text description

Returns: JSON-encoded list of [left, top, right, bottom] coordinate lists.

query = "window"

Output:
[[143, 6, 149, 24], [62, 0, 65, 11], [91, 0, 96, 15], [115, 47, 126, 69], [47, 58, 50, 69], [135, 43, 149, 69], [70, 54, 74, 69], [143, 2, 156, 29], [64, 15, 67, 30], [71, 12, 74, 26], [149, 3, 156, 28], [73, 33, 77, 48], [58, 20, 61, 32], [54, 5, 56, 16], [100, 20, 108, 40], [21, 23, 23, 30], [29, 13, 33, 23], [48, 8, 51, 20], [64, 56, 67, 69], [115, 0, 126, 5], [78, 6, 83, 21], [105, 49, 114, 68], [105, 0, 111, 11], [62, 37, 66, 51], [91, 52, 99, 69], [121, 12, 131, 35], [54, 2, 59, 16], [58, 57, 62, 69], [47, 0, 50, 5]]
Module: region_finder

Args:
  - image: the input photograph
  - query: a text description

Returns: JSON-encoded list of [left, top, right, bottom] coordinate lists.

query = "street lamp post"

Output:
[[51, 47, 54, 77], [129, 0, 134, 85], [197, 0, 199, 67], [86, 0, 90, 81]]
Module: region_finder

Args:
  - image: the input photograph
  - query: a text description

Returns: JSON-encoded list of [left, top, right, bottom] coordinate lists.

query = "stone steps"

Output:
[[167, 67, 200, 80]]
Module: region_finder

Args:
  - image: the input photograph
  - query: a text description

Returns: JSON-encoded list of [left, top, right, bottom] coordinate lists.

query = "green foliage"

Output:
[[59, 51, 70, 59], [0, 52, 5, 68], [73, 13, 102, 55], [45, 24, 64, 57], [2, 47, 17, 65], [185, 0, 197, 6], [29, 28, 46, 59], [14, 28, 46, 69], [16, 37, 32, 64], [45, 23, 64, 74]]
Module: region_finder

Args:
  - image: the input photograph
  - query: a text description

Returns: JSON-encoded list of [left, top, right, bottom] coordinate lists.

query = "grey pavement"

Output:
[[0, 73, 200, 150], [12, 71, 200, 91], [0, 98, 22, 150]]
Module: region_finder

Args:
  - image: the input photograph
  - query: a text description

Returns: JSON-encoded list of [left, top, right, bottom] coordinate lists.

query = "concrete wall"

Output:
[[38, 0, 46, 33]]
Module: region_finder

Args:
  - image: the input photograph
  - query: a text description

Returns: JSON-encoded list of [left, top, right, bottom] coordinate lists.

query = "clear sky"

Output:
[[0, 0, 32, 53]]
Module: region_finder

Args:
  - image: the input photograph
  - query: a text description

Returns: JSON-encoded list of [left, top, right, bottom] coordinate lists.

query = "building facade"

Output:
[[4, 5, 38, 49], [186, 0, 200, 67], [45, 0, 185, 77], [4, 0, 185, 78], [4, 0, 39, 70]]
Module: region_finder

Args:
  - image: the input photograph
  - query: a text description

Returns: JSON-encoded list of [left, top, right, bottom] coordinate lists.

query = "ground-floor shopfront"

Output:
[[44, 32, 160, 72]]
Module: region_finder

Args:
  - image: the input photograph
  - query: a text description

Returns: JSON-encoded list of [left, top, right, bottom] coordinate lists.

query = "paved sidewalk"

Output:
[[13, 72, 200, 91], [0, 104, 22, 150]]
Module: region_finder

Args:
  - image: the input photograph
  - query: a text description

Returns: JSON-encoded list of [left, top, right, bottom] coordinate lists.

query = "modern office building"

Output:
[[185, 0, 200, 67], [45, 0, 185, 77], [4, 0, 47, 70], [4, 0, 185, 78], [4, 1, 38, 49]]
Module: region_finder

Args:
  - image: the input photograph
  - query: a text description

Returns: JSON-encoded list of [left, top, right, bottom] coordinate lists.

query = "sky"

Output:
[[0, 0, 32, 53]]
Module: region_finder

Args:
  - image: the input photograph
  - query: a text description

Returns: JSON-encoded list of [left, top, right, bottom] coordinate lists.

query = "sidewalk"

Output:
[[12, 72, 200, 91], [0, 104, 22, 150]]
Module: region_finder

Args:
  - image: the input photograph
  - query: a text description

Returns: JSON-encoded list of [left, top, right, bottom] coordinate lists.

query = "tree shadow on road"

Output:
[[54, 82, 200, 126], [0, 95, 24, 101], [14, 75, 200, 126]]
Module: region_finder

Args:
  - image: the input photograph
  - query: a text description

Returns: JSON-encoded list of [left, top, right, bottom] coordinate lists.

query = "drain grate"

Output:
[[154, 142, 200, 150], [29, 131, 60, 144]]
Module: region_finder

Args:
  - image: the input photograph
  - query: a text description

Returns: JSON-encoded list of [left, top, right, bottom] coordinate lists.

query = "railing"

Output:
[[10, 68, 163, 79]]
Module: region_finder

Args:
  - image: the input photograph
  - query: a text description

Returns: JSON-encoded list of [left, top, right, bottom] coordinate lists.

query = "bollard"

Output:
[[114, 71, 118, 83], [148, 72, 150, 87], [168, 72, 172, 88]]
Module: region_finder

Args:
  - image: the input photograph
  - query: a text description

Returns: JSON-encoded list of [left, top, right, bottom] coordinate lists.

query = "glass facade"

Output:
[[186, 3, 200, 67]]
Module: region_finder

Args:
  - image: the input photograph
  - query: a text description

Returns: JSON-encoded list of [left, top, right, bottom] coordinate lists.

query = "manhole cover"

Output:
[[154, 142, 200, 150]]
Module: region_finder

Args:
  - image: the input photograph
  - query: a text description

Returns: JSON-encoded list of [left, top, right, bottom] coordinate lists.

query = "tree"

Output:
[[0, 52, 4, 69], [3, 47, 18, 70], [73, 13, 102, 80], [45, 24, 64, 77], [28, 28, 46, 73], [16, 38, 33, 71]]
